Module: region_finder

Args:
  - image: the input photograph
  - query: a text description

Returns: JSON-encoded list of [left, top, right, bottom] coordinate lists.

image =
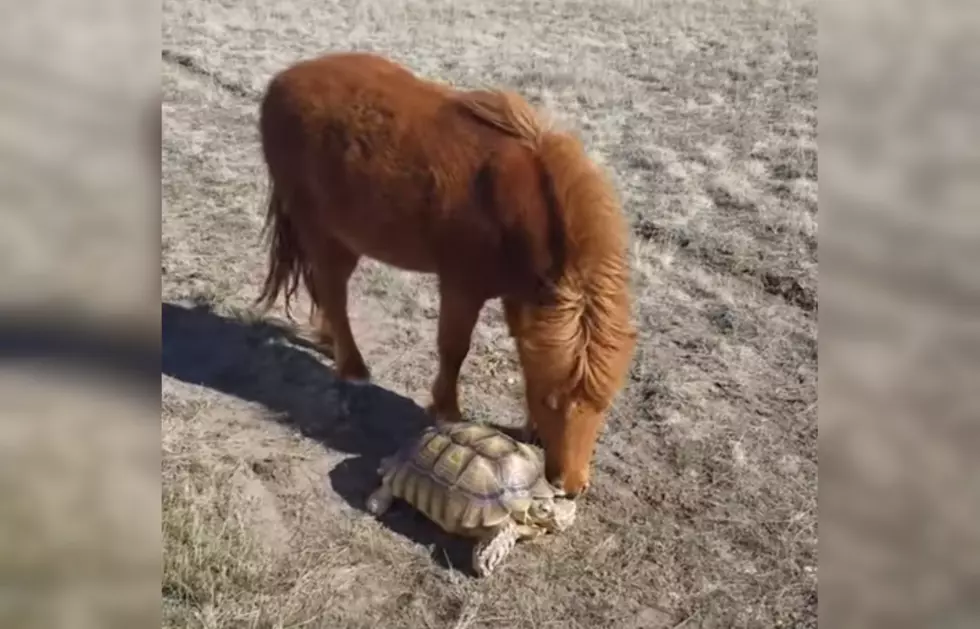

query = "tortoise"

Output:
[[365, 421, 577, 576]]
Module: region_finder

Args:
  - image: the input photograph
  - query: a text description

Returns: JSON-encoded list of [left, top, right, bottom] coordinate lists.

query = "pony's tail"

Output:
[[253, 180, 314, 321]]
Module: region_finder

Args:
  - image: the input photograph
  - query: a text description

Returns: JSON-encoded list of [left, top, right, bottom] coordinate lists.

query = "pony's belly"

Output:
[[333, 224, 438, 273]]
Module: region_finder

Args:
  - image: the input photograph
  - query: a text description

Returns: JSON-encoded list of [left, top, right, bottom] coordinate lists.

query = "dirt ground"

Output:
[[161, 0, 817, 627]]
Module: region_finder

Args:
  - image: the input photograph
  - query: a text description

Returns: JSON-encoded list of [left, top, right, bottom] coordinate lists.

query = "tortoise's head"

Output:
[[528, 496, 577, 532]]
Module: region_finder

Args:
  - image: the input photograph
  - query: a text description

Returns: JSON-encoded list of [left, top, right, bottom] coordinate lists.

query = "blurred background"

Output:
[[0, 0, 977, 627], [820, 0, 980, 626], [0, 1, 160, 628]]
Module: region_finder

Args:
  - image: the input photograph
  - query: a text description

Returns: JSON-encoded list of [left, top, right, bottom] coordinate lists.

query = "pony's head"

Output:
[[503, 132, 637, 499]]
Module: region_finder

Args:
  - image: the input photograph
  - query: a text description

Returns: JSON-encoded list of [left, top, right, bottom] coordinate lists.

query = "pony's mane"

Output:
[[456, 89, 636, 409]]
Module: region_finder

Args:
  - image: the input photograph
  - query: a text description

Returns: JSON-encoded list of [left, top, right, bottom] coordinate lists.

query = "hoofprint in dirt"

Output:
[[162, 1, 816, 628]]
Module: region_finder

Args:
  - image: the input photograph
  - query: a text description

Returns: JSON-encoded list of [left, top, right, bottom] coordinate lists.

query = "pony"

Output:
[[254, 52, 636, 498]]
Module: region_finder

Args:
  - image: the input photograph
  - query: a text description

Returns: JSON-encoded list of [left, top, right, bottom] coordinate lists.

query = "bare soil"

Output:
[[162, 1, 817, 627]]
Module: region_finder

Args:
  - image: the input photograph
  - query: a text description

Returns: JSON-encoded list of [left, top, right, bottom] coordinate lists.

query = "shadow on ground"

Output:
[[161, 300, 480, 573], [0, 309, 158, 395]]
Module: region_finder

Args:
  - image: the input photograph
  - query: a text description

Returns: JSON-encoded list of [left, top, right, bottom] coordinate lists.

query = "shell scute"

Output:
[[387, 422, 552, 532]]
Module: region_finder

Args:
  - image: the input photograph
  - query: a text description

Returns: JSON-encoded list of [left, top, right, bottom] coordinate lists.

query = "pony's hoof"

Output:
[[425, 403, 462, 426]]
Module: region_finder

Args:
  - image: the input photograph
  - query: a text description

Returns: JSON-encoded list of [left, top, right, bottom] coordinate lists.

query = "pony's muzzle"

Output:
[[561, 481, 589, 501], [546, 461, 591, 499]]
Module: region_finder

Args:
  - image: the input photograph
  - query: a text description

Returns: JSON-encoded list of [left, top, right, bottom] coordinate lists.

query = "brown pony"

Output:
[[254, 52, 636, 497]]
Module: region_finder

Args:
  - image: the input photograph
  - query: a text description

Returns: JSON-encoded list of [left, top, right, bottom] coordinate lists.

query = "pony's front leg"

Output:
[[428, 285, 485, 425]]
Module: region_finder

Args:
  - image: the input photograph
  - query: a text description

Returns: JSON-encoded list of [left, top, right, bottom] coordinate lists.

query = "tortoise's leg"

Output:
[[365, 484, 394, 516], [514, 523, 547, 541], [366, 456, 400, 515], [376, 455, 398, 476], [472, 521, 521, 577]]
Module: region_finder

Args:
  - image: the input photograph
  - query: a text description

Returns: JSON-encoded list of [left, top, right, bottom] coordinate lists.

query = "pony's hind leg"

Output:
[[303, 272, 334, 349], [428, 284, 485, 424], [307, 301, 333, 349], [310, 237, 370, 383]]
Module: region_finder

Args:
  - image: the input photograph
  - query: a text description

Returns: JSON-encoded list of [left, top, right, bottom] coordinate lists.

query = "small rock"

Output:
[[631, 605, 674, 629]]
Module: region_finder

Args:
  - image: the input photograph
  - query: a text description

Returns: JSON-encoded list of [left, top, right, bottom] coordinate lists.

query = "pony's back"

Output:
[[257, 52, 569, 307]]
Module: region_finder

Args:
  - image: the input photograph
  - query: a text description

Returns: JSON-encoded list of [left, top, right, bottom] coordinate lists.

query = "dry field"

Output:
[[162, 0, 817, 627]]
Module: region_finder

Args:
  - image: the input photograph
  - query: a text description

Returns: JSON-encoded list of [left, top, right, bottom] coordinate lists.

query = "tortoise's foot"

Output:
[[376, 455, 398, 476], [365, 486, 393, 516], [473, 521, 521, 577], [516, 524, 547, 541]]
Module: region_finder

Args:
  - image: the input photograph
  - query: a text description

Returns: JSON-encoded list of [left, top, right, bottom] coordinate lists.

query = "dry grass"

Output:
[[162, 0, 817, 626]]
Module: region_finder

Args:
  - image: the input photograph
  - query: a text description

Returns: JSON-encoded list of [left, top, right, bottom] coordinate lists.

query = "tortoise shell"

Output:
[[384, 421, 557, 534]]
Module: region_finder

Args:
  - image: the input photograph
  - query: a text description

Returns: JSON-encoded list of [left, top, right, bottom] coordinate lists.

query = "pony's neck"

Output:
[[531, 132, 634, 408]]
